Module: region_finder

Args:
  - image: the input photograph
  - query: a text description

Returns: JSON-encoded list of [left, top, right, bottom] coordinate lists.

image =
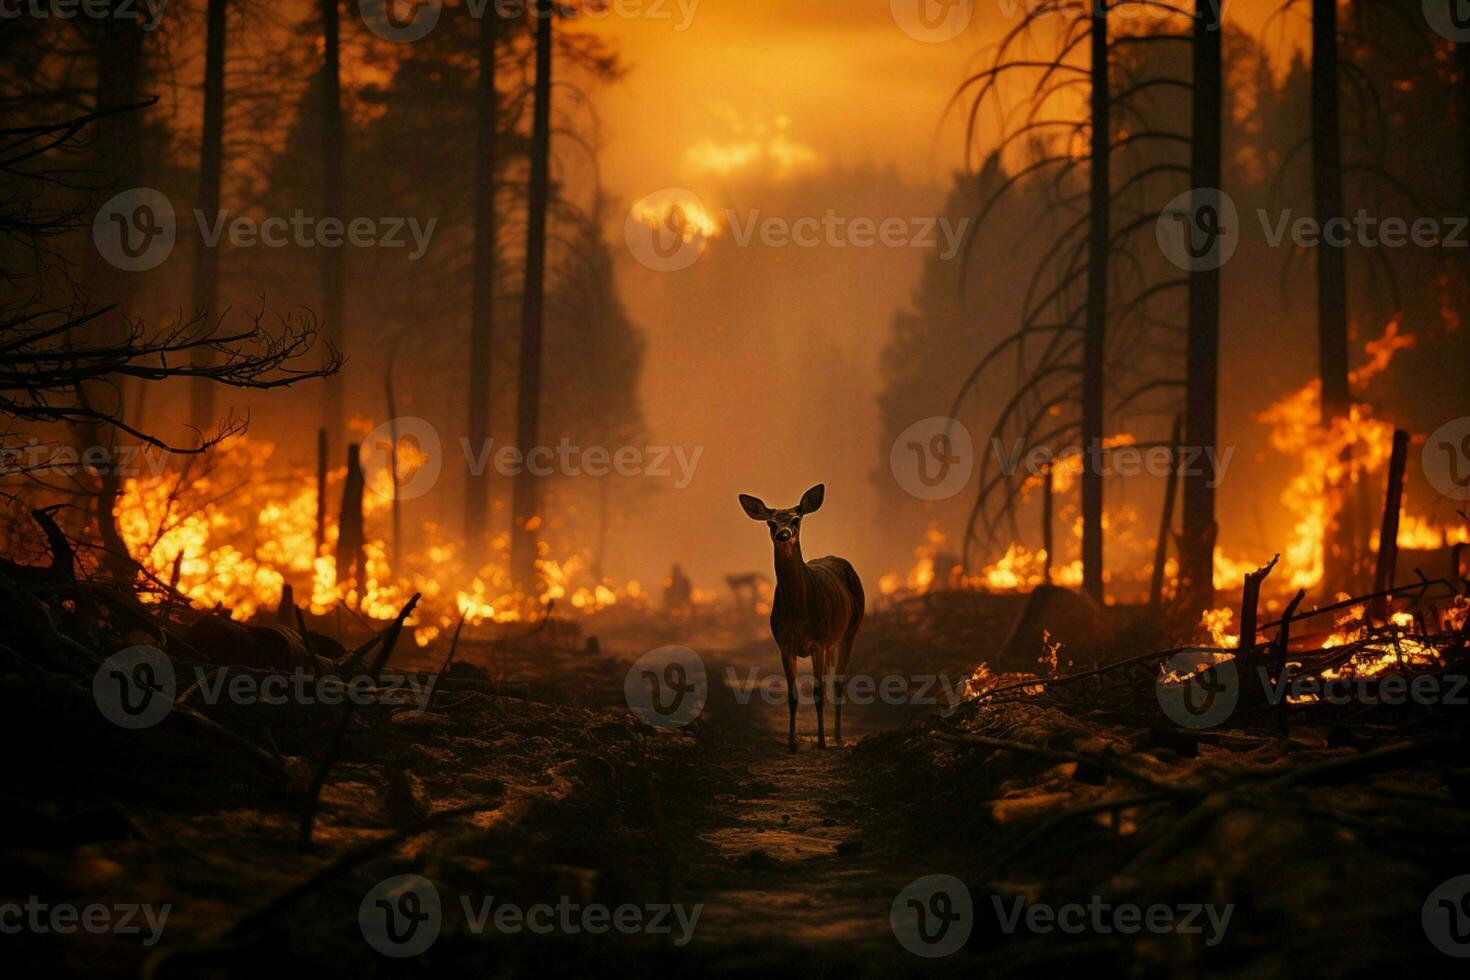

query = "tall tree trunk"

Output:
[[82, 9, 145, 566], [1183, 0, 1222, 610], [464, 10, 499, 550], [1312, 0, 1351, 590], [509, 0, 554, 589], [320, 0, 345, 452], [1081, 0, 1109, 602], [189, 0, 227, 434], [1462, 36, 1470, 212], [336, 443, 365, 600]]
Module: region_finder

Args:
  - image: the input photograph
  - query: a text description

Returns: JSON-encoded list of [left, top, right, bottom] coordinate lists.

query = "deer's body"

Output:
[[740, 485, 864, 751]]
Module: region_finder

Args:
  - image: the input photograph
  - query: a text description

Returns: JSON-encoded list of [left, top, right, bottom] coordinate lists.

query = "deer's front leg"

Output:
[[812, 645, 828, 750], [781, 650, 799, 753]]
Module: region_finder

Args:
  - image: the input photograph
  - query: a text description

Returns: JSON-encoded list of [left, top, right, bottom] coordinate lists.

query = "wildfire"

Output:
[[1214, 320, 1461, 591], [116, 431, 636, 644], [877, 525, 1084, 598]]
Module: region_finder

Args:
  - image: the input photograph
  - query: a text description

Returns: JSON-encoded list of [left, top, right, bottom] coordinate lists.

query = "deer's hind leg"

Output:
[[811, 644, 828, 750], [831, 648, 845, 746], [834, 614, 861, 746]]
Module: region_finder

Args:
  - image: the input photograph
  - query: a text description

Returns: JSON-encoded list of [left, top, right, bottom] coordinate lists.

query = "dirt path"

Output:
[[659, 662, 936, 954]]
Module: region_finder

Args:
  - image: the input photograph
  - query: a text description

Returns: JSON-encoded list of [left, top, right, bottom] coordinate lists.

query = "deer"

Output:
[[738, 484, 864, 752]]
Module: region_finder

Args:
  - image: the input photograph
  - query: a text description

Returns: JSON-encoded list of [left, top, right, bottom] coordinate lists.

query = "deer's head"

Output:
[[739, 484, 824, 546]]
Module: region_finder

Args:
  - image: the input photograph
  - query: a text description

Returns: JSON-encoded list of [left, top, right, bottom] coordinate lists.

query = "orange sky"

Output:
[[572, 0, 1310, 589], [582, 0, 1305, 199]]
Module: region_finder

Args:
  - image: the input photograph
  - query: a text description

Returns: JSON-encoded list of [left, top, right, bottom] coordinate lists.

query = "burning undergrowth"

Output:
[[883, 322, 1466, 610], [0, 521, 714, 976], [93, 423, 651, 644], [847, 568, 1470, 974]]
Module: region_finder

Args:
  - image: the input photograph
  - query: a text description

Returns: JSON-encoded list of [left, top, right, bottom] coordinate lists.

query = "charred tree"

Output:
[[320, 0, 346, 450], [336, 443, 365, 597], [1312, 0, 1351, 590], [1081, 0, 1110, 602], [1312, 0, 1349, 417], [81, 6, 146, 565], [1151, 415, 1182, 608], [464, 9, 499, 550], [509, 0, 554, 589], [189, 0, 228, 433], [1182, 0, 1222, 611]]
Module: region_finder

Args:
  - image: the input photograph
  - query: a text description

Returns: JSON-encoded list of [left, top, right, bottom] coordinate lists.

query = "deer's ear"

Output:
[[797, 484, 825, 514], [739, 494, 772, 520]]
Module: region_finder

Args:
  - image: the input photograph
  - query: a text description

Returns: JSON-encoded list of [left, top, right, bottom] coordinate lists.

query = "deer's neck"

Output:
[[773, 540, 808, 605]]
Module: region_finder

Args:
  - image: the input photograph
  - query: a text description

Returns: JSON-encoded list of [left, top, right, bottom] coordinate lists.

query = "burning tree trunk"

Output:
[[1081, 0, 1110, 603], [510, 0, 554, 589], [1041, 462, 1054, 585], [315, 427, 328, 553], [464, 9, 499, 550], [189, 0, 227, 432], [385, 354, 402, 571], [1371, 428, 1408, 616], [336, 443, 365, 598], [1151, 415, 1182, 608], [1182, 0, 1222, 611], [319, 0, 346, 450]]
